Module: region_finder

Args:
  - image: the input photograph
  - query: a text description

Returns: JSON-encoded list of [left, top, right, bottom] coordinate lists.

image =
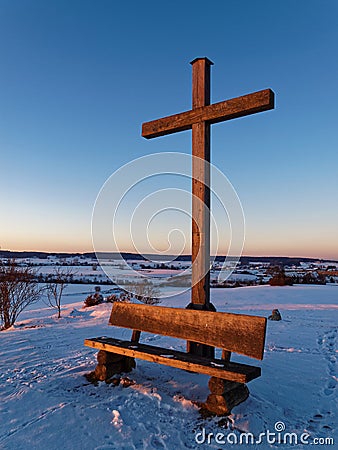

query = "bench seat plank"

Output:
[[84, 337, 261, 383]]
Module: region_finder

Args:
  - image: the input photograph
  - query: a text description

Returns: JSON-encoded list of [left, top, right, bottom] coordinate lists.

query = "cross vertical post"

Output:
[[141, 58, 275, 358], [187, 58, 215, 357], [191, 57, 212, 309]]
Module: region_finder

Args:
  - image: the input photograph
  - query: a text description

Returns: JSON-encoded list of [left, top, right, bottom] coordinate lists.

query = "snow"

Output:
[[0, 285, 337, 449]]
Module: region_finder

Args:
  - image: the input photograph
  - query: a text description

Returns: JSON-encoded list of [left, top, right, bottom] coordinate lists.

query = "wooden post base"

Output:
[[90, 351, 136, 382], [186, 302, 216, 358], [204, 377, 249, 416]]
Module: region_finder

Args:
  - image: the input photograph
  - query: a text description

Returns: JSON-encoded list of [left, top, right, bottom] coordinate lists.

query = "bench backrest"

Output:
[[109, 303, 266, 360]]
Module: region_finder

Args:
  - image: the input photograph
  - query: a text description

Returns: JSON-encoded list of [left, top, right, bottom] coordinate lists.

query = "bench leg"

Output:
[[204, 377, 249, 416], [91, 351, 136, 382]]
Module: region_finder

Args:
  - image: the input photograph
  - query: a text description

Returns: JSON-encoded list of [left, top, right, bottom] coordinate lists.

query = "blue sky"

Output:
[[0, 0, 337, 259]]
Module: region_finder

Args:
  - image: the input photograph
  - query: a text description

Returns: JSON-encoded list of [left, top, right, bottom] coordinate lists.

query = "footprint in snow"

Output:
[[317, 327, 337, 397]]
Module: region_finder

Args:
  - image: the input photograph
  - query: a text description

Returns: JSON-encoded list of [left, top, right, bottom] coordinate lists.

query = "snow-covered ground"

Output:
[[0, 285, 337, 449]]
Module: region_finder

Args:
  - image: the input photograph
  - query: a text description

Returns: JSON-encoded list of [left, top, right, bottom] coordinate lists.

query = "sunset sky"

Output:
[[0, 0, 337, 260]]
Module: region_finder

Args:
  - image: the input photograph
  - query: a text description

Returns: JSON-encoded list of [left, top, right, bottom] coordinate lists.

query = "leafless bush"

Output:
[[106, 291, 131, 303], [84, 286, 104, 307], [0, 259, 42, 330], [126, 280, 161, 305], [45, 267, 74, 318]]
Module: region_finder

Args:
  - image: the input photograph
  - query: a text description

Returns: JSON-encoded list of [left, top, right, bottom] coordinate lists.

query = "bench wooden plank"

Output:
[[109, 303, 267, 360], [84, 337, 261, 383]]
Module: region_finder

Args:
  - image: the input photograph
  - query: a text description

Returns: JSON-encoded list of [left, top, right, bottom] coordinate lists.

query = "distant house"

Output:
[[249, 262, 270, 268]]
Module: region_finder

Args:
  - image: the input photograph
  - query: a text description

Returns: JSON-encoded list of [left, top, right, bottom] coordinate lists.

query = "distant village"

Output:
[[0, 252, 337, 288]]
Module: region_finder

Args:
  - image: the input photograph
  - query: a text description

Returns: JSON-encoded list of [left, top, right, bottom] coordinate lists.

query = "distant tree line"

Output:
[[268, 267, 326, 286]]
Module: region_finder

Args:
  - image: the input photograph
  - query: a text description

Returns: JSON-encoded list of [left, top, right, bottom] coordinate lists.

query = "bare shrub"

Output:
[[45, 267, 74, 318], [84, 294, 102, 307], [126, 280, 161, 305], [84, 287, 104, 307], [0, 260, 42, 330], [106, 291, 131, 303]]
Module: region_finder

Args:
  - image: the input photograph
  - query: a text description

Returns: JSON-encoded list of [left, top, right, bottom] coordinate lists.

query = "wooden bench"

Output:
[[84, 302, 267, 415]]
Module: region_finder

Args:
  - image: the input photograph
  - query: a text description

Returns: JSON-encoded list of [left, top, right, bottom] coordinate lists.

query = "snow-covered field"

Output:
[[0, 285, 337, 449]]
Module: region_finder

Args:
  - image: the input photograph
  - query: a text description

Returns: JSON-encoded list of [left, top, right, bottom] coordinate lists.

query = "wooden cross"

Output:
[[142, 58, 274, 312]]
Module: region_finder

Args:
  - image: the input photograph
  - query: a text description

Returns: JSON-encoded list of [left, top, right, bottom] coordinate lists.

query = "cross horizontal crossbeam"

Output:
[[142, 88, 274, 139]]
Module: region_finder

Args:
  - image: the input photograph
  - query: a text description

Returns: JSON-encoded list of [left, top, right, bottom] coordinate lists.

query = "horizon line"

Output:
[[1, 249, 337, 263]]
